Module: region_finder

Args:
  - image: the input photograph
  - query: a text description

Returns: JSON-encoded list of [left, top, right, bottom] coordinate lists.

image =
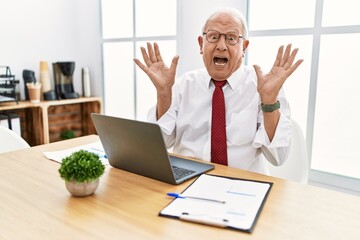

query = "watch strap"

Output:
[[261, 101, 280, 112]]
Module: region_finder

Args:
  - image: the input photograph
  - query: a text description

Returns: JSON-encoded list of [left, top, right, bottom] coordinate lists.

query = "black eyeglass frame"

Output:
[[202, 30, 244, 46]]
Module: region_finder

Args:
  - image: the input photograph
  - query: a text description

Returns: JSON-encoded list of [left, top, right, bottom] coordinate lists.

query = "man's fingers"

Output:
[[286, 59, 304, 76], [133, 58, 148, 74], [279, 44, 292, 67], [253, 64, 263, 77], [141, 46, 152, 67], [273, 45, 284, 67], [154, 42, 163, 63], [170, 55, 180, 70], [283, 48, 299, 70], [254, 64, 266, 91], [147, 42, 157, 63]]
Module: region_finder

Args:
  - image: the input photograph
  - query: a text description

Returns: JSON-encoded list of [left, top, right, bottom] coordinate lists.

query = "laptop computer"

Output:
[[91, 113, 214, 185]]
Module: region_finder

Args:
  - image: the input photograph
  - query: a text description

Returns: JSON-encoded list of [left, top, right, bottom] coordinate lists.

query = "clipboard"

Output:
[[159, 174, 273, 233]]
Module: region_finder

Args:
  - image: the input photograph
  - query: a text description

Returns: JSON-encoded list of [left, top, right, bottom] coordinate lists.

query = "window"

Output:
[[101, 0, 177, 120], [247, 0, 360, 192], [248, 0, 315, 30], [247, 35, 312, 134]]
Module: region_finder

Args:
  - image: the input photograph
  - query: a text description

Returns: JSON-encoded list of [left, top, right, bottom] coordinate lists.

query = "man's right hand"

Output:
[[133, 42, 179, 119]]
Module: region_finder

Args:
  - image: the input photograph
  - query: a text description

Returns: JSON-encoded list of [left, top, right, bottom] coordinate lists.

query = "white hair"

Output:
[[202, 7, 248, 39]]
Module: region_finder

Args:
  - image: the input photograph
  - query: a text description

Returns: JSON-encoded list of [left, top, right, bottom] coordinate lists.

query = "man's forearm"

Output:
[[156, 90, 172, 120], [263, 110, 280, 142]]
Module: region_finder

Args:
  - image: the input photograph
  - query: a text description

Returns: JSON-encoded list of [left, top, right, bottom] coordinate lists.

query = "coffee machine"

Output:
[[52, 62, 80, 99]]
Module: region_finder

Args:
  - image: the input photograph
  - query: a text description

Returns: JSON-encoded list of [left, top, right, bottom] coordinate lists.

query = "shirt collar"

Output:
[[206, 65, 245, 90]]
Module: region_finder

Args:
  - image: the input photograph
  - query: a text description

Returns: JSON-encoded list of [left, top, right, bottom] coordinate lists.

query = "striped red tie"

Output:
[[211, 79, 228, 165]]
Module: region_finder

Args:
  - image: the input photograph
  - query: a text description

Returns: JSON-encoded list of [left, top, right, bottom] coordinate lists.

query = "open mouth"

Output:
[[213, 56, 228, 66]]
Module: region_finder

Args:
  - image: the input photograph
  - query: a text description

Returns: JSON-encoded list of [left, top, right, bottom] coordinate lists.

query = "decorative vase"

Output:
[[65, 178, 99, 197]]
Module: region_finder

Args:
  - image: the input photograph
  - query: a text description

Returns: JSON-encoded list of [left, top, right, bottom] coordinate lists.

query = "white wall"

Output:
[[0, 0, 246, 100], [0, 0, 102, 99]]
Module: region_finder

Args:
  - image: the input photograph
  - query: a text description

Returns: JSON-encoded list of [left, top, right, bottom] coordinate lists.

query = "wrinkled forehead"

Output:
[[204, 13, 243, 33]]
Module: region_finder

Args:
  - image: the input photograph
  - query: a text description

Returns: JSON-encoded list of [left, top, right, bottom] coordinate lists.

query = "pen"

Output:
[[90, 148, 107, 159], [167, 192, 226, 204], [180, 212, 229, 228]]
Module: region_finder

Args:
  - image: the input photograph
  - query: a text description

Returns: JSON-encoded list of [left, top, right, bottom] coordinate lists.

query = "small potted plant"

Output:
[[60, 129, 76, 140], [58, 150, 105, 197]]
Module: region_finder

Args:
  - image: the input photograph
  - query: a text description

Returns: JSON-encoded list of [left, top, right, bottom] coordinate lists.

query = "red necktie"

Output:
[[211, 79, 228, 165]]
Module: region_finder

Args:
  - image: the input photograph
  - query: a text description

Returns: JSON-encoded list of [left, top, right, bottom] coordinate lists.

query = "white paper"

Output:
[[160, 174, 271, 231], [43, 141, 109, 165]]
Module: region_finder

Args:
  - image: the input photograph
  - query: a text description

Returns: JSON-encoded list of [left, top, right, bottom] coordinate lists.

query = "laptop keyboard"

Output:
[[172, 165, 196, 180]]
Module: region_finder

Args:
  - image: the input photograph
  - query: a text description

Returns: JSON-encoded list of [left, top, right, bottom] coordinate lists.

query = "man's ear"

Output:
[[198, 36, 204, 54], [242, 40, 250, 57], [243, 39, 250, 53]]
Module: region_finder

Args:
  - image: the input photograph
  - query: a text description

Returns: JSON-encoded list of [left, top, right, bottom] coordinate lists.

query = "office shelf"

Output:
[[0, 66, 18, 104], [0, 97, 102, 146]]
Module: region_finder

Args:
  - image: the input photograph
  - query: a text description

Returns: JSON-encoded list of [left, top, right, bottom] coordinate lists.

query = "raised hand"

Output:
[[253, 44, 303, 104], [133, 42, 179, 119], [133, 42, 179, 94]]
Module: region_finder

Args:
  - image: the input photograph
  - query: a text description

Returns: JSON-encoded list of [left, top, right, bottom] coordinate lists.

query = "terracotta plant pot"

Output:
[[65, 178, 99, 197]]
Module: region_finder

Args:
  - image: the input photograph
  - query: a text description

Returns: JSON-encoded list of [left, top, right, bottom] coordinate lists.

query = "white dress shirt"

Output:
[[147, 65, 292, 174]]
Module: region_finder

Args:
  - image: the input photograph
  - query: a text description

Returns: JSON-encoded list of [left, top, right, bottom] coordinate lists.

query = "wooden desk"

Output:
[[0, 135, 359, 240]]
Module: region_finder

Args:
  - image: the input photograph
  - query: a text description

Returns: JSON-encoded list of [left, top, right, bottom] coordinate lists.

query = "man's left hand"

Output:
[[254, 44, 303, 104]]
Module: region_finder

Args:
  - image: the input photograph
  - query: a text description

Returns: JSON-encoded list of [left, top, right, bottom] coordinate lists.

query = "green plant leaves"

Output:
[[58, 150, 105, 183], [60, 130, 76, 140]]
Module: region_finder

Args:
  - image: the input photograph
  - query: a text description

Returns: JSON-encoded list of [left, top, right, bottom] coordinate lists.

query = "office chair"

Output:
[[0, 125, 30, 153], [266, 119, 309, 184]]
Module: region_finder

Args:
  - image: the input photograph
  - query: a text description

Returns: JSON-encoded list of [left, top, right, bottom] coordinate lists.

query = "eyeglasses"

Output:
[[203, 30, 243, 46]]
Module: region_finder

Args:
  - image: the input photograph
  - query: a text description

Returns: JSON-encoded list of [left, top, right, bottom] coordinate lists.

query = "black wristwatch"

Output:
[[261, 101, 280, 112]]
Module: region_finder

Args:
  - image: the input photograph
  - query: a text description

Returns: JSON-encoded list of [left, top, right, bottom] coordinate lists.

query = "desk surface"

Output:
[[0, 135, 359, 240]]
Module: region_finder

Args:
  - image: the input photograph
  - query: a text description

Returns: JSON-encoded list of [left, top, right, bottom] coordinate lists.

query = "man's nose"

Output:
[[216, 35, 227, 51]]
